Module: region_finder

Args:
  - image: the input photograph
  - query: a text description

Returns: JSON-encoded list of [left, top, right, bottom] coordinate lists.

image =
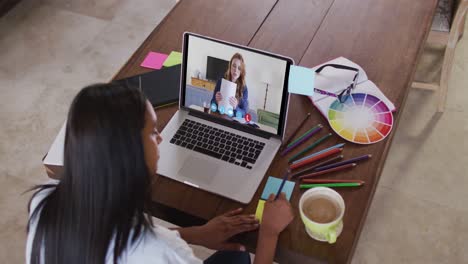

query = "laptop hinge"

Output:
[[188, 110, 273, 139]]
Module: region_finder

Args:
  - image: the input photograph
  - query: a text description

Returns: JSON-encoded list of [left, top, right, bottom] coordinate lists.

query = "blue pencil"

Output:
[[291, 143, 346, 164], [275, 170, 290, 200]]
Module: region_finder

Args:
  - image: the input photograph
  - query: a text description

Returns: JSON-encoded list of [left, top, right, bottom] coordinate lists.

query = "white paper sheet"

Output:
[[219, 78, 237, 112], [43, 121, 66, 166]]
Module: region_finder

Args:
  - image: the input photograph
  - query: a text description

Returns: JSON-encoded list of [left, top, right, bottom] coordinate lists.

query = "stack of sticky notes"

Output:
[[255, 176, 296, 223], [140, 51, 183, 70]]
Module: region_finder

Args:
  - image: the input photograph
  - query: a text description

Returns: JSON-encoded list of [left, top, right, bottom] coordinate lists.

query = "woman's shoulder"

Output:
[[121, 225, 202, 264]]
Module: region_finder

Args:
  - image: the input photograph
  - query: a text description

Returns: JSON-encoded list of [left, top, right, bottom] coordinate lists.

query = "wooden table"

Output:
[[48, 0, 438, 263]]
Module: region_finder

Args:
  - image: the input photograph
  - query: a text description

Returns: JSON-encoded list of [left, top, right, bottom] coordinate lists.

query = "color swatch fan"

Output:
[[328, 93, 393, 144]]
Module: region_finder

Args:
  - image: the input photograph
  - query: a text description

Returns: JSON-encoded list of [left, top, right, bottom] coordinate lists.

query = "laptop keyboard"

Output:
[[169, 119, 265, 169]]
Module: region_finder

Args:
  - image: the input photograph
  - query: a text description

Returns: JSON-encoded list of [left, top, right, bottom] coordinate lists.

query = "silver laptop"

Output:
[[157, 32, 294, 204]]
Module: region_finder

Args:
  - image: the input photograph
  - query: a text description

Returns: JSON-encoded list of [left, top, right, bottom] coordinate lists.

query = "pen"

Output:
[[275, 169, 290, 200]]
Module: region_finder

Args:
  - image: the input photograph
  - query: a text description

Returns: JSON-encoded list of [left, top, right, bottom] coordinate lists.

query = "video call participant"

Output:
[[211, 53, 249, 118], [26, 82, 294, 264]]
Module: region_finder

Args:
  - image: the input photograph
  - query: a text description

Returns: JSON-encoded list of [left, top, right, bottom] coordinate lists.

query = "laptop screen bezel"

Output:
[[180, 32, 294, 140]]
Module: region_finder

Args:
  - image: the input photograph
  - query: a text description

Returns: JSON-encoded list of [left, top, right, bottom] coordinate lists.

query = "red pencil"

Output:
[[301, 179, 364, 184], [290, 155, 344, 178], [298, 163, 356, 179], [289, 148, 343, 170]]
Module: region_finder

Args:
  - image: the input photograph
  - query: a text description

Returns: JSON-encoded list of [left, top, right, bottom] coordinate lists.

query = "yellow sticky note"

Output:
[[255, 200, 266, 223], [163, 51, 182, 67]]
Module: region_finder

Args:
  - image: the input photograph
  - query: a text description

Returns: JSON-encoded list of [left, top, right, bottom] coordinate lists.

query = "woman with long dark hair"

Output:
[[27, 82, 293, 264]]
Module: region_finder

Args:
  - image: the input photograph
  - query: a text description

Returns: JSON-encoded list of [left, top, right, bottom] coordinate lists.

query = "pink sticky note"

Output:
[[140, 52, 168, 70]]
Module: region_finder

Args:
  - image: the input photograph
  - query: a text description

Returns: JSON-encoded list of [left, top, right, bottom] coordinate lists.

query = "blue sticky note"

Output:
[[261, 176, 295, 201], [288, 65, 315, 96]]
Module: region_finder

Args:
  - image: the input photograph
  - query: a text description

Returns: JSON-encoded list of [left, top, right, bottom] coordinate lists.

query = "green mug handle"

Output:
[[327, 227, 337, 244]]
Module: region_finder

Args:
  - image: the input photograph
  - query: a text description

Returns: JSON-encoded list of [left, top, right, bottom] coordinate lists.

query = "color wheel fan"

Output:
[[327, 93, 393, 144]]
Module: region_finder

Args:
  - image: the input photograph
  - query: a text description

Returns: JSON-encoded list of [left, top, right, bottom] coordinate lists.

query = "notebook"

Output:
[[116, 64, 181, 108]]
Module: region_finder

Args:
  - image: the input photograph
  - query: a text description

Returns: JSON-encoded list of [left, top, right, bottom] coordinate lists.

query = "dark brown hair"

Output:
[[27, 82, 153, 264]]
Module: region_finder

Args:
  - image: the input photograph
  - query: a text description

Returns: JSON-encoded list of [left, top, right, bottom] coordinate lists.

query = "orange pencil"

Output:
[[298, 163, 356, 179], [289, 148, 343, 170], [301, 179, 364, 184]]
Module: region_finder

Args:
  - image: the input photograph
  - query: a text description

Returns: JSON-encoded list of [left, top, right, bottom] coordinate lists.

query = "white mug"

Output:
[[299, 187, 345, 243]]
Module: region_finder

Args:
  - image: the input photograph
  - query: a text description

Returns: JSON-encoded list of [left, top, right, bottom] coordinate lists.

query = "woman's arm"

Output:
[[235, 86, 249, 117], [211, 79, 222, 106], [254, 229, 279, 264], [253, 193, 294, 264], [174, 208, 259, 251]]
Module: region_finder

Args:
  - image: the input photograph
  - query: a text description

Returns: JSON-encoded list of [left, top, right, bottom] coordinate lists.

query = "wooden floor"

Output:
[[0, 0, 21, 17]]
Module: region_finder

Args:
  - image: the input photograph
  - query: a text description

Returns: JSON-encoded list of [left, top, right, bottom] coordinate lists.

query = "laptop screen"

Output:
[[181, 33, 292, 137]]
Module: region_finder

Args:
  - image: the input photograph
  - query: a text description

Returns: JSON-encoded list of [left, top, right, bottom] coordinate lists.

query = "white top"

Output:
[[26, 185, 203, 264]]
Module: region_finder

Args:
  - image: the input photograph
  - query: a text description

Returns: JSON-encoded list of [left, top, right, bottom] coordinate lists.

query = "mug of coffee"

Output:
[[299, 187, 345, 244]]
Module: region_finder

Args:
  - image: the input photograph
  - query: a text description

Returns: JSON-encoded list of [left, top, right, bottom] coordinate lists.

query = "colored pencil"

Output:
[[281, 125, 323, 156], [286, 124, 322, 148], [314, 154, 372, 172], [298, 163, 356, 179], [300, 182, 363, 189], [286, 125, 318, 148], [301, 179, 364, 184], [291, 143, 346, 164], [282, 113, 310, 147], [275, 169, 290, 200], [288, 133, 332, 162], [290, 155, 344, 178], [290, 148, 343, 170]]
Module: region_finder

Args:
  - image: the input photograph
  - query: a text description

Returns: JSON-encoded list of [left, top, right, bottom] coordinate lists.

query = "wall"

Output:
[[185, 35, 287, 114]]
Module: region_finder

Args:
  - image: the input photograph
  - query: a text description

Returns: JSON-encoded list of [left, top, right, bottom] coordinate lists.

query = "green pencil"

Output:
[[300, 182, 363, 189], [287, 124, 322, 148], [288, 133, 332, 162]]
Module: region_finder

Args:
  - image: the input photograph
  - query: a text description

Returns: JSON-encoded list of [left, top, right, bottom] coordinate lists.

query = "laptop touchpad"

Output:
[[178, 156, 218, 184]]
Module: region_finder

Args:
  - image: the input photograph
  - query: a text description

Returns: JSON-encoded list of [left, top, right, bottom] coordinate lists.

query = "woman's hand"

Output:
[[180, 208, 259, 251], [260, 193, 294, 237], [215, 92, 223, 104], [229, 97, 238, 109]]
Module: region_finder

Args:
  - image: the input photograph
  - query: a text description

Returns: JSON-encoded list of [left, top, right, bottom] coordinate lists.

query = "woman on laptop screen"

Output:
[[27, 82, 293, 264], [211, 53, 250, 118]]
